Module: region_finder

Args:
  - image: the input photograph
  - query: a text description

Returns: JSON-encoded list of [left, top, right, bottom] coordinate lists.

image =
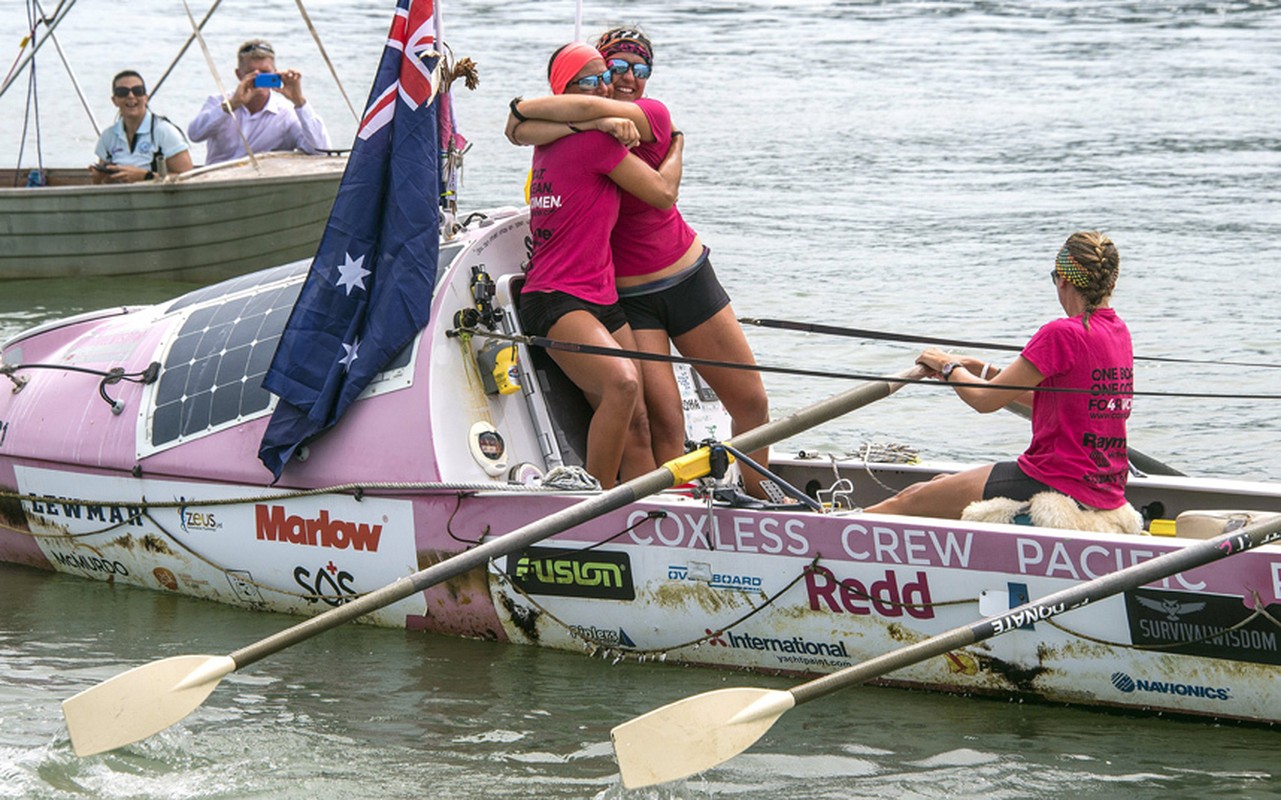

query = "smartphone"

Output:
[[90, 163, 113, 173], [253, 73, 283, 88]]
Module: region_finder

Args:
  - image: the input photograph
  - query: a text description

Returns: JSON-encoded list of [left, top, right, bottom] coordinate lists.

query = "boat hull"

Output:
[[0, 154, 345, 281], [3, 457, 1280, 725]]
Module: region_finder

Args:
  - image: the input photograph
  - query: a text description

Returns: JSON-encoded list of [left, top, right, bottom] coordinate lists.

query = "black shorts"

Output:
[[518, 290, 629, 338], [983, 461, 1059, 502], [617, 253, 731, 337]]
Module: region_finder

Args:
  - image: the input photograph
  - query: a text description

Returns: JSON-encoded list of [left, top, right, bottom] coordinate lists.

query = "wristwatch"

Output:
[[940, 362, 963, 381]]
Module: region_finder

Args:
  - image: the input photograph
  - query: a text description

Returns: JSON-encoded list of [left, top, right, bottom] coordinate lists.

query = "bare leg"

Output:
[[671, 305, 771, 498], [863, 464, 995, 519], [631, 329, 687, 466], [545, 311, 646, 488], [610, 324, 658, 480]]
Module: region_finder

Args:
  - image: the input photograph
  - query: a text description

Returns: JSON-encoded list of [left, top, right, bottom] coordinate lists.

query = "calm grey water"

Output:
[[2, 1, 1280, 797]]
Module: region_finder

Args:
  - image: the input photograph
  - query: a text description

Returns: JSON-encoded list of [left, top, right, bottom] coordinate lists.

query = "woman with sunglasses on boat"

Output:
[[865, 232, 1133, 520], [515, 42, 685, 488], [507, 27, 772, 500], [89, 70, 193, 184]]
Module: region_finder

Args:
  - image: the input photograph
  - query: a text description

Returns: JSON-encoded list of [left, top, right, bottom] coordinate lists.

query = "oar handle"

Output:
[[788, 512, 1281, 707], [229, 368, 926, 669]]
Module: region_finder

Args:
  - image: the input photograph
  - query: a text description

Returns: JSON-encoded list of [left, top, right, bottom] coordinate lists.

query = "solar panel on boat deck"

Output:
[[151, 280, 303, 446], [150, 262, 418, 448], [164, 261, 310, 314]]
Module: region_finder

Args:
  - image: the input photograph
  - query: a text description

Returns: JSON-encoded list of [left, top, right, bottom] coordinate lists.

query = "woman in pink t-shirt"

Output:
[[865, 231, 1133, 518], [513, 43, 685, 488], [507, 28, 772, 499]]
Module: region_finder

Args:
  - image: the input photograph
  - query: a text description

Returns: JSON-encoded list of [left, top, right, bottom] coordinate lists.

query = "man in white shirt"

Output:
[[187, 39, 331, 165]]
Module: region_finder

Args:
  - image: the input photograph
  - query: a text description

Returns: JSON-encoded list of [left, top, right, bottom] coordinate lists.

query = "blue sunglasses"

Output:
[[608, 59, 652, 80], [570, 69, 613, 90]]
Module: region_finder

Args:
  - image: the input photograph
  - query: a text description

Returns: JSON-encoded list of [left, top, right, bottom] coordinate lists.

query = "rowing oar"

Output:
[[1002, 403, 1185, 477], [611, 510, 1281, 788], [61, 367, 926, 757]]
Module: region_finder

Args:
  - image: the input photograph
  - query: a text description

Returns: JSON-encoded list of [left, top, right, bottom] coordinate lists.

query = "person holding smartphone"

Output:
[[187, 39, 330, 165], [89, 70, 193, 184]]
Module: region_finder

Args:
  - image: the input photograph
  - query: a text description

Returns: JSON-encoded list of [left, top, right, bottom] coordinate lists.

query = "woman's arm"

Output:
[[165, 150, 195, 175], [509, 95, 654, 142], [917, 347, 1042, 413], [958, 358, 1033, 409], [507, 117, 640, 148], [605, 131, 683, 210]]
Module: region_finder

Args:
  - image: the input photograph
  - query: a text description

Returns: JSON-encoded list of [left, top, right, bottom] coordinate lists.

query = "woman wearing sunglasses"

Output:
[[89, 70, 193, 184], [514, 42, 685, 488], [865, 232, 1134, 522], [507, 27, 772, 500]]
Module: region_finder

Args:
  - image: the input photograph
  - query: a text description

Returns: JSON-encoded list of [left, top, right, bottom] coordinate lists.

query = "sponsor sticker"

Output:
[[1110, 671, 1231, 702], [707, 628, 851, 669], [1125, 589, 1281, 666], [507, 546, 634, 600], [667, 563, 763, 591]]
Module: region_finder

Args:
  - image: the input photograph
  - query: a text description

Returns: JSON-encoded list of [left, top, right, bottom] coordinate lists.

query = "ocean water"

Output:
[[2, 1, 1279, 797]]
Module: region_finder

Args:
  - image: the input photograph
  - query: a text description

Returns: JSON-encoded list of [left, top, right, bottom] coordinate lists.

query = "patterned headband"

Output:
[[597, 30, 653, 64], [1055, 246, 1091, 288]]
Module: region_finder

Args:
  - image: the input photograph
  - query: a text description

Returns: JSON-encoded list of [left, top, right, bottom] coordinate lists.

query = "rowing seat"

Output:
[[961, 492, 1145, 534], [1173, 509, 1280, 540]]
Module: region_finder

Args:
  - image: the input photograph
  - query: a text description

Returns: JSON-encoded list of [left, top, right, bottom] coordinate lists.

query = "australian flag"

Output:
[[258, 0, 442, 480]]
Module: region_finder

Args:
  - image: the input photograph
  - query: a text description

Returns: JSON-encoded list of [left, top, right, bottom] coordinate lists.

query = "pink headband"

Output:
[[549, 42, 603, 95]]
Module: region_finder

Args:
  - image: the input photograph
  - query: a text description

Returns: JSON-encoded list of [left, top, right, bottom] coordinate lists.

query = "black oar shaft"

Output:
[[789, 513, 1281, 706], [741, 317, 1279, 371]]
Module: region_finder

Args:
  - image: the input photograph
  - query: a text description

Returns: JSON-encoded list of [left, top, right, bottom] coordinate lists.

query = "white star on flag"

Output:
[[334, 252, 371, 296], [339, 338, 361, 371]]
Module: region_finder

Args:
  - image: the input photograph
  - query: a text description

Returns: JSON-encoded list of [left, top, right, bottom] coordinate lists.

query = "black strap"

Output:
[[148, 112, 188, 174]]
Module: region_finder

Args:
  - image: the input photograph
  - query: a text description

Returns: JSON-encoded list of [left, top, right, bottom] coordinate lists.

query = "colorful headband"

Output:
[[1055, 246, 1091, 289], [597, 29, 653, 65], [549, 42, 603, 95]]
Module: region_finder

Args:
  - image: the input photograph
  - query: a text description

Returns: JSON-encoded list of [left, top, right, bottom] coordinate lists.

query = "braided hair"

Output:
[[1057, 231, 1119, 329]]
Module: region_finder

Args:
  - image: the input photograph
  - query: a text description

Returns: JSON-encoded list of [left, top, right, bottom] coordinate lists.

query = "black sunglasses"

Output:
[[239, 42, 274, 55], [608, 59, 652, 80], [113, 85, 147, 98]]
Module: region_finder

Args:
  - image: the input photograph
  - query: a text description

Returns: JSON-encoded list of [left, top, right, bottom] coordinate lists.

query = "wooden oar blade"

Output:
[[611, 687, 794, 789], [62, 654, 235, 756]]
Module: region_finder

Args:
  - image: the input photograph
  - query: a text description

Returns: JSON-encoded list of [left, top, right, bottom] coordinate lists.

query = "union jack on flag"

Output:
[[259, 0, 444, 480]]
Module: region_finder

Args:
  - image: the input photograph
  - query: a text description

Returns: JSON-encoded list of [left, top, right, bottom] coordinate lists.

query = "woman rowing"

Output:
[[507, 27, 772, 500], [514, 42, 684, 488], [865, 231, 1133, 518]]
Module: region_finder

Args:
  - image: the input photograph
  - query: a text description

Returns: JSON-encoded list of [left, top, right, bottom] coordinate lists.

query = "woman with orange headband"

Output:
[[516, 42, 685, 488], [865, 232, 1133, 519], [508, 27, 772, 500]]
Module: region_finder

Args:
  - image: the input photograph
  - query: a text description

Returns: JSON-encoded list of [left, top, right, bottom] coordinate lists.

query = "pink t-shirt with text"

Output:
[[1018, 308, 1133, 509], [611, 98, 697, 278], [523, 131, 628, 304]]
